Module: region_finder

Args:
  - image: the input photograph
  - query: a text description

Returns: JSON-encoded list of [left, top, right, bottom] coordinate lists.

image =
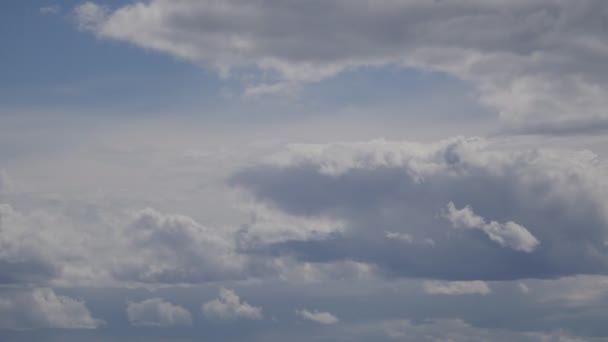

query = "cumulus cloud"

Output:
[[74, 0, 608, 131], [296, 309, 339, 324], [202, 288, 263, 320], [127, 298, 192, 327], [112, 208, 248, 284], [0, 195, 266, 287], [233, 137, 608, 281], [0, 288, 102, 330], [444, 202, 540, 252], [0, 204, 61, 285], [423, 280, 491, 296]]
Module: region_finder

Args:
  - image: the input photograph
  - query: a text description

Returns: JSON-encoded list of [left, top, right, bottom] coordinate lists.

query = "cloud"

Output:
[[380, 319, 587, 342], [444, 202, 540, 252], [74, 0, 608, 132], [111, 208, 249, 284], [423, 280, 491, 296], [0, 288, 102, 330], [0, 196, 267, 287], [0, 204, 61, 285], [296, 309, 339, 324], [127, 298, 192, 327], [40, 5, 60, 15], [232, 137, 608, 281], [74, 2, 108, 31], [202, 288, 263, 320]]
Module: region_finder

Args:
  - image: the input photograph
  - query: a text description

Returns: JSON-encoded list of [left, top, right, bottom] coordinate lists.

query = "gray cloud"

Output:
[[0, 288, 102, 330], [75, 0, 608, 132], [232, 137, 608, 280], [127, 298, 192, 327], [0, 204, 61, 285], [296, 309, 339, 325], [112, 208, 250, 284], [423, 280, 491, 296], [202, 288, 263, 320]]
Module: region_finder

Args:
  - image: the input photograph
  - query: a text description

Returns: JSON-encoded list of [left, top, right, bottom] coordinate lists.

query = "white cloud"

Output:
[[74, 2, 108, 31], [296, 309, 339, 324], [423, 280, 491, 296], [74, 0, 608, 132], [113, 208, 247, 284], [0, 288, 102, 330], [445, 202, 540, 253], [127, 298, 192, 327], [202, 288, 263, 320]]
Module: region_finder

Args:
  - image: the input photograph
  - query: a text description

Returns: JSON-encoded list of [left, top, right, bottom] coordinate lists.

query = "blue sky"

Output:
[[2, 1, 608, 341]]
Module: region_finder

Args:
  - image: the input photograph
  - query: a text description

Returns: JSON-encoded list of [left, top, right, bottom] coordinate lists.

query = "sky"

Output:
[[2, 1, 608, 341]]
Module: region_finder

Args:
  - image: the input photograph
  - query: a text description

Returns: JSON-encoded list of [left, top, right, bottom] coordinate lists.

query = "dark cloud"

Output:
[[232, 137, 608, 280]]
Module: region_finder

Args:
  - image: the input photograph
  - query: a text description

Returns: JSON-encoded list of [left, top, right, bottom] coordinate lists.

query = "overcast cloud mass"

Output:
[[1, 0, 608, 341]]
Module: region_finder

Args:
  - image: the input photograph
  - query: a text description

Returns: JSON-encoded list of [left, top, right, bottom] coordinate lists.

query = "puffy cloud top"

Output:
[[233, 137, 608, 280], [127, 298, 192, 327], [202, 288, 263, 320]]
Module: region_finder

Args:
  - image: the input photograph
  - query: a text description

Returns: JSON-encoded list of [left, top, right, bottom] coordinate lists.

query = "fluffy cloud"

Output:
[[0, 204, 61, 285], [0, 288, 102, 330], [423, 280, 491, 296], [444, 202, 540, 252], [202, 288, 263, 320], [0, 196, 263, 287], [296, 309, 339, 324], [127, 298, 192, 327], [74, 0, 608, 131], [112, 208, 248, 284], [233, 137, 608, 281]]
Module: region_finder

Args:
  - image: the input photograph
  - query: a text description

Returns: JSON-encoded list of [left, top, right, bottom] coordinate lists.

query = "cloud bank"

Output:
[[74, 0, 608, 132], [233, 137, 608, 281]]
